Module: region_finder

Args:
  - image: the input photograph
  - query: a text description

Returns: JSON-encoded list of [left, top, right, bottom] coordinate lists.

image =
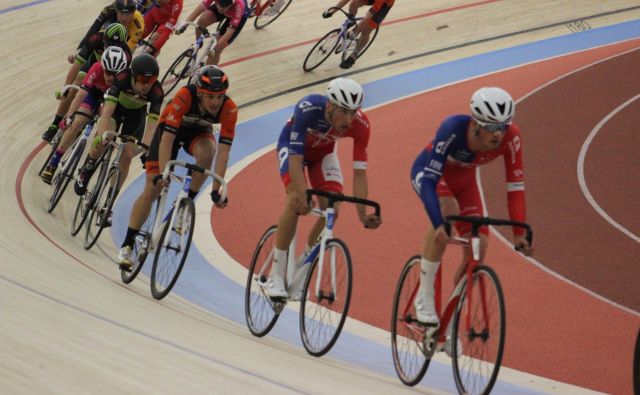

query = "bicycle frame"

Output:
[[146, 159, 227, 255], [54, 115, 95, 184], [403, 217, 532, 346], [182, 22, 217, 76], [250, 0, 275, 17]]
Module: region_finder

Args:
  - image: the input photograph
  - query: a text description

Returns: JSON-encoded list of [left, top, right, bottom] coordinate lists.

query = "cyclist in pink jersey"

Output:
[[176, 0, 249, 65], [41, 47, 129, 184]]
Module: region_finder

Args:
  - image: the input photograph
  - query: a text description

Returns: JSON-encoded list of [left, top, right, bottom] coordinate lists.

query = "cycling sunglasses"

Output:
[[479, 121, 509, 133], [134, 75, 158, 84], [104, 70, 118, 77]]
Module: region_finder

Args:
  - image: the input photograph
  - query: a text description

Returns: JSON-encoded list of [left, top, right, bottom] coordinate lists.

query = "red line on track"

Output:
[[220, 0, 499, 66]]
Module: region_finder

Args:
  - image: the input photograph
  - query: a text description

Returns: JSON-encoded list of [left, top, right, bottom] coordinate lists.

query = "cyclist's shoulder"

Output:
[[98, 4, 118, 21], [294, 94, 326, 114], [436, 114, 470, 136]]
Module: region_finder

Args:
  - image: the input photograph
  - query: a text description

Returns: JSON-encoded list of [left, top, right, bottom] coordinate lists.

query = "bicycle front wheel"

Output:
[[391, 255, 430, 386], [38, 129, 63, 177], [84, 166, 121, 250], [150, 198, 195, 300], [71, 151, 110, 236], [299, 238, 352, 357], [253, 0, 293, 29], [245, 225, 281, 337], [121, 199, 158, 284], [303, 28, 342, 72], [161, 49, 193, 95], [341, 26, 379, 62], [452, 265, 506, 395], [48, 140, 84, 214]]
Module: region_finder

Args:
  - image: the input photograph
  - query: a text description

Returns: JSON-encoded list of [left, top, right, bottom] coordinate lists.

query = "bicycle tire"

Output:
[[244, 225, 281, 337], [47, 139, 85, 214], [299, 238, 352, 357], [150, 198, 195, 300], [303, 28, 342, 72], [390, 255, 431, 386], [160, 49, 193, 96], [70, 148, 111, 236], [452, 265, 506, 395], [121, 199, 158, 284], [253, 0, 293, 29], [84, 166, 121, 250], [341, 26, 379, 62]]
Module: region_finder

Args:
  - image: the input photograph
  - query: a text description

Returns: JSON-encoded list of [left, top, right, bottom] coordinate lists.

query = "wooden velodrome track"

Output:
[[1, 0, 639, 394]]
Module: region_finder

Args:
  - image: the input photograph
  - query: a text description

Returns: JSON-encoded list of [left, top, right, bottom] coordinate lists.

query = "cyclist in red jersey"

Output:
[[410, 87, 534, 328], [176, 0, 249, 66], [323, 0, 394, 69], [141, 0, 184, 57], [116, 66, 237, 269]]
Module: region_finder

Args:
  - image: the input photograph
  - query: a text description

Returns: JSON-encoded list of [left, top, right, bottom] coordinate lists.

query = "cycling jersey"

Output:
[[158, 85, 237, 144], [143, 0, 183, 51], [104, 69, 164, 119], [77, 5, 145, 52], [203, 0, 248, 29], [277, 94, 370, 193], [412, 114, 526, 235], [81, 62, 112, 99], [367, 0, 394, 28]]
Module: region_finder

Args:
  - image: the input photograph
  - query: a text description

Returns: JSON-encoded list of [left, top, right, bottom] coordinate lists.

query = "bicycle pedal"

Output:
[[119, 263, 133, 272]]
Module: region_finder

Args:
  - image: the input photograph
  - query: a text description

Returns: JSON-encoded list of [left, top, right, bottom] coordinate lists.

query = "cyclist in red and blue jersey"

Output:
[[265, 78, 382, 299], [40, 46, 129, 185], [410, 87, 533, 327], [176, 0, 249, 65]]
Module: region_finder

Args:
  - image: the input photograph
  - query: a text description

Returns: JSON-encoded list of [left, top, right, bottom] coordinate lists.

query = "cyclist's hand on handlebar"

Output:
[[434, 225, 450, 246], [361, 214, 381, 229], [210, 189, 228, 208], [175, 22, 187, 35], [322, 9, 334, 18], [514, 235, 534, 257], [152, 174, 170, 188]]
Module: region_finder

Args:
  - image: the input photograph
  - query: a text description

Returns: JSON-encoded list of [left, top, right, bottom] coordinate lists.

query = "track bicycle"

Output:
[[303, 7, 379, 72], [245, 189, 381, 356], [46, 86, 98, 214], [248, 0, 293, 29], [121, 159, 227, 300], [160, 22, 218, 95], [78, 131, 148, 250], [390, 216, 532, 394]]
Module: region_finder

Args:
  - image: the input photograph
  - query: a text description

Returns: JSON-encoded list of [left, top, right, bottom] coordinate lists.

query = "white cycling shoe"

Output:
[[117, 246, 133, 271], [266, 274, 288, 299], [414, 293, 440, 327], [443, 336, 463, 358]]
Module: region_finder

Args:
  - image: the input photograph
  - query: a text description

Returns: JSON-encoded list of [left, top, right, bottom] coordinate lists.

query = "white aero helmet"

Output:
[[101, 46, 128, 74], [470, 87, 514, 124], [326, 78, 364, 110]]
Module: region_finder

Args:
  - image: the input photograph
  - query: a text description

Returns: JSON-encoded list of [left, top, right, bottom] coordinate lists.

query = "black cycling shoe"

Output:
[[42, 125, 58, 142], [74, 171, 89, 196], [339, 56, 356, 69]]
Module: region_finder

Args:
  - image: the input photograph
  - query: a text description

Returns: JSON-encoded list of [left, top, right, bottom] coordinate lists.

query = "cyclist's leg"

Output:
[[115, 108, 146, 188], [184, 131, 216, 194], [305, 147, 344, 248]]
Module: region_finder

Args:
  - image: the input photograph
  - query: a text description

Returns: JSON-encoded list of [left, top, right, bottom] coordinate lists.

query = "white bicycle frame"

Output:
[[180, 21, 218, 78], [52, 85, 94, 184], [146, 160, 227, 255]]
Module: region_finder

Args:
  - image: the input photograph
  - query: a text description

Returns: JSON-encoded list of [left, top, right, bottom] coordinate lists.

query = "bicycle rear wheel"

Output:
[[253, 0, 293, 29], [121, 199, 158, 284], [161, 49, 193, 95], [47, 140, 84, 214], [452, 265, 506, 395], [71, 149, 110, 236], [150, 198, 195, 300], [244, 225, 282, 337], [391, 255, 430, 386], [84, 166, 121, 250], [299, 238, 352, 357], [303, 28, 342, 72], [341, 26, 379, 62]]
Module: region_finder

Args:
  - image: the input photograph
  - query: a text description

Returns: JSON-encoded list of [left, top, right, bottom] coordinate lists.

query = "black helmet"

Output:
[[131, 53, 159, 77], [196, 65, 228, 94], [115, 0, 136, 13], [217, 0, 234, 7]]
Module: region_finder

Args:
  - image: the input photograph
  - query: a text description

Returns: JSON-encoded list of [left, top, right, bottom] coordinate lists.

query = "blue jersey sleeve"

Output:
[[420, 116, 467, 228], [287, 94, 329, 156]]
